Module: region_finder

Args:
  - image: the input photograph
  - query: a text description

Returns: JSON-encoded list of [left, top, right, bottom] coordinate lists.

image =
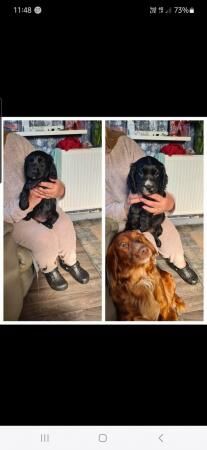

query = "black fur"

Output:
[[19, 150, 59, 229], [125, 156, 168, 247]]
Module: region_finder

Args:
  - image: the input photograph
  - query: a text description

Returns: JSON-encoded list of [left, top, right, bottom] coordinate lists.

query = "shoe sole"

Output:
[[45, 276, 68, 291], [46, 282, 68, 291]]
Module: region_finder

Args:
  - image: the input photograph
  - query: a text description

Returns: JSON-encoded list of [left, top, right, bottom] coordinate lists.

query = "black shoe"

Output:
[[59, 259, 89, 284], [166, 260, 198, 285], [44, 268, 68, 291]]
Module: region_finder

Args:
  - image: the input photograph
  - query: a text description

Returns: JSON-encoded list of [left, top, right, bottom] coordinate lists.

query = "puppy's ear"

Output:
[[24, 155, 30, 177], [44, 154, 57, 179], [159, 164, 168, 193], [19, 188, 29, 210], [127, 163, 137, 193], [49, 161, 57, 179], [106, 243, 119, 288]]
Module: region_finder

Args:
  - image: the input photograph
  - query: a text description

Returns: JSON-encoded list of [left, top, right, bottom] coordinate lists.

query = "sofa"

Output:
[[4, 222, 34, 321]]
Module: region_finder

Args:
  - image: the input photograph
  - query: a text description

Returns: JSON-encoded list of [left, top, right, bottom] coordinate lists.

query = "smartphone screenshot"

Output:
[[1, 0, 206, 447]]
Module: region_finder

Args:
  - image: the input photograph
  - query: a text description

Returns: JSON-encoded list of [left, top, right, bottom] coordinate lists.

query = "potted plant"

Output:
[[193, 121, 203, 154], [91, 121, 102, 147]]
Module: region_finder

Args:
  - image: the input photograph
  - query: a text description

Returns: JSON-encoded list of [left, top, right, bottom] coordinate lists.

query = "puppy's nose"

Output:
[[143, 183, 155, 194], [137, 245, 150, 258], [144, 180, 153, 187]]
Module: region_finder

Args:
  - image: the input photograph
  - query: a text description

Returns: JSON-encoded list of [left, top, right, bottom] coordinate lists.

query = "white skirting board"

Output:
[[66, 209, 102, 221], [171, 215, 203, 226]]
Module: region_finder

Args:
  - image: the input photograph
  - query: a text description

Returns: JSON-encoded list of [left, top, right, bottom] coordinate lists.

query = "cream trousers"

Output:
[[143, 217, 186, 268], [12, 208, 76, 273]]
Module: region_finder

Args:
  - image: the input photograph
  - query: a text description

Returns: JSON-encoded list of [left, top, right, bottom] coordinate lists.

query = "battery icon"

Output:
[[190, 7, 194, 13]]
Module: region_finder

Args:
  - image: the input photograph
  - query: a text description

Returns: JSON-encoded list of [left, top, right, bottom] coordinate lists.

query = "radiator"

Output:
[[158, 155, 203, 215], [55, 148, 102, 212]]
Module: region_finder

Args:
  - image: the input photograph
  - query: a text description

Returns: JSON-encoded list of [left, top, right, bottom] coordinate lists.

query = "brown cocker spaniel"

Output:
[[106, 231, 185, 321]]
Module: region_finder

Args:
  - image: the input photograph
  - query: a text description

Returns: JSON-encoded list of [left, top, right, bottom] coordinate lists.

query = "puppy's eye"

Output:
[[119, 242, 129, 248], [153, 169, 159, 177], [138, 169, 144, 177]]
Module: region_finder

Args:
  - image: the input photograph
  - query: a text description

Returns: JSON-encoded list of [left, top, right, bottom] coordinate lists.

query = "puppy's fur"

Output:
[[126, 156, 168, 247], [106, 231, 185, 321], [19, 150, 59, 229]]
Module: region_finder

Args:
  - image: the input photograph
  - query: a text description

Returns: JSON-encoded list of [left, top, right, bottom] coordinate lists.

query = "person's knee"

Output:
[[34, 228, 56, 247], [56, 212, 76, 235]]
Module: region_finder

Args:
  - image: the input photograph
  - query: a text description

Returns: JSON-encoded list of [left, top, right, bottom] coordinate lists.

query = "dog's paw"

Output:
[[43, 222, 53, 229]]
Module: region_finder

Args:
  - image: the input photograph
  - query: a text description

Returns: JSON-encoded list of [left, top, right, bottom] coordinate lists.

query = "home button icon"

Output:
[[98, 434, 108, 443]]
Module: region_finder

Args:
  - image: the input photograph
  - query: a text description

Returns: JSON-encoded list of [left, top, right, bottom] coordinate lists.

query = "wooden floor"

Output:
[[20, 219, 102, 321], [157, 224, 203, 321]]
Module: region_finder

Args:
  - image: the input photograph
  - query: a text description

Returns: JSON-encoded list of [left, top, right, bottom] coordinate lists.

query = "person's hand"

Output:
[[32, 179, 65, 199], [124, 193, 142, 214], [140, 193, 175, 215], [28, 190, 42, 209]]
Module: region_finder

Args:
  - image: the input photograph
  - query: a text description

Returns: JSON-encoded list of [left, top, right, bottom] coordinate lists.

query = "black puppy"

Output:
[[125, 156, 168, 247], [19, 150, 59, 229]]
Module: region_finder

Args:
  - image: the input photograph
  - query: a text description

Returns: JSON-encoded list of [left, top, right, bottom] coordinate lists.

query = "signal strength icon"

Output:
[[165, 7, 172, 14]]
